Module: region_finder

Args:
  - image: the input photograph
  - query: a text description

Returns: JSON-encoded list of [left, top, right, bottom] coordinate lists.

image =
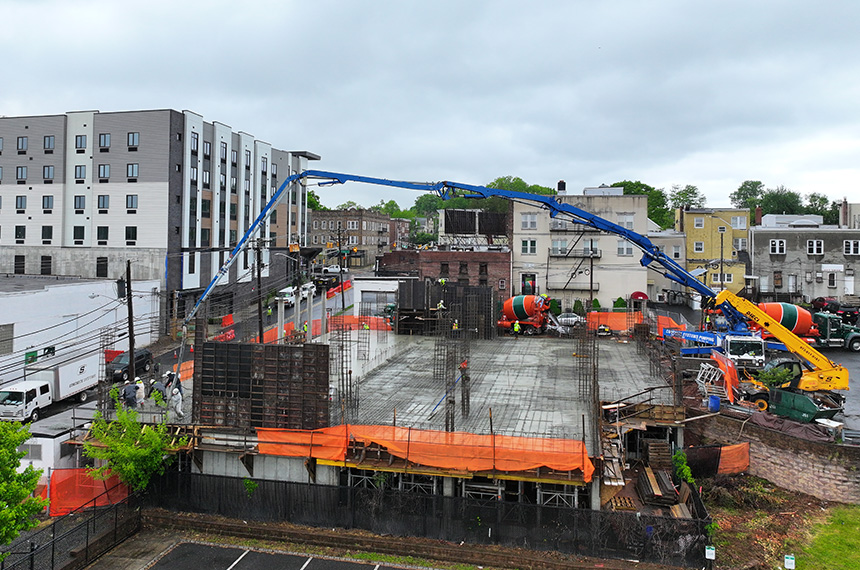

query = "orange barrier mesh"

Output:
[[221, 314, 234, 327], [656, 316, 685, 339], [710, 351, 738, 403], [717, 442, 750, 474], [586, 312, 642, 331], [252, 316, 393, 344], [48, 469, 128, 516], [171, 360, 194, 378], [257, 425, 594, 482]]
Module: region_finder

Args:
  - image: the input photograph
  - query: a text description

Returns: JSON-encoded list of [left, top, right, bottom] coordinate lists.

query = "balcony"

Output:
[[550, 248, 602, 258], [549, 220, 599, 232]]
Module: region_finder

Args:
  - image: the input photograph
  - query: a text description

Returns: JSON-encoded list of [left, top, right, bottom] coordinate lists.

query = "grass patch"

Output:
[[794, 505, 860, 570]]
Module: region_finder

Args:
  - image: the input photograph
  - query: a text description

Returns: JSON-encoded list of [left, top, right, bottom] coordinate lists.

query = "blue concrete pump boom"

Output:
[[182, 170, 748, 335]]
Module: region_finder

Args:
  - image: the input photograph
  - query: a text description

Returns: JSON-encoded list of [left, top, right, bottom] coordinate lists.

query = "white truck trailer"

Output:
[[0, 352, 100, 423]]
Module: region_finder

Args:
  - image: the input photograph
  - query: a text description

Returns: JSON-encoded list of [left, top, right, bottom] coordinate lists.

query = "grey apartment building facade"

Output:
[[0, 109, 318, 330]]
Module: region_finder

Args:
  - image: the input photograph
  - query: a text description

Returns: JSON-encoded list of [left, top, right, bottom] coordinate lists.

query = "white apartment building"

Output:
[[0, 110, 319, 329], [510, 186, 648, 311]]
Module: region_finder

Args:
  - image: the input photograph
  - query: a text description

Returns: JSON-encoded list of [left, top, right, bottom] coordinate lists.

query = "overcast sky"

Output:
[[3, 0, 859, 211]]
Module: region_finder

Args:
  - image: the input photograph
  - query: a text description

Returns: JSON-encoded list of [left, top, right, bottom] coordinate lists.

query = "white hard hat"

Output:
[[172, 388, 179, 395], [135, 377, 141, 382], [150, 379, 155, 384]]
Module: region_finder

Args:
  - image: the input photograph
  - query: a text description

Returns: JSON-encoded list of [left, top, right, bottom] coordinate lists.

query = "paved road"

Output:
[[152, 543, 394, 570], [837, 349, 860, 431]]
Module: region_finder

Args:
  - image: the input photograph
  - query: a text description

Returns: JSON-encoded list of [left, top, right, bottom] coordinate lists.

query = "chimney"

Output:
[[755, 206, 763, 226], [557, 180, 566, 195], [842, 197, 849, 228]]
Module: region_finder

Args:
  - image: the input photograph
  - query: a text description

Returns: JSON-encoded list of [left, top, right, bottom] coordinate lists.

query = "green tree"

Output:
[[805, 192, 839, 224], [486, 175, 555, 196], [669, 184, 706, 209], [307, 189, 328, 211], [0, 422, 48, 557], [759, 185, 804, 215], [412, 194, 443, 218], [336, 200, 360, 211], [729, 180, 764, 211], [611, 181, 672, 228], [84, 391, 187, 492], [412, 232, 437, 245]]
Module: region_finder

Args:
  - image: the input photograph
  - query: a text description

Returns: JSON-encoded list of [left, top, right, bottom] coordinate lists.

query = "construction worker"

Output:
[[452, 319, 459, 331], [363, 321, 370, 331], [303, 321, 308, 334], [512, 320, 520, 339], [438, 278, 447, 286], [437, 299, 446, 310], [121, 380, 137, 408]]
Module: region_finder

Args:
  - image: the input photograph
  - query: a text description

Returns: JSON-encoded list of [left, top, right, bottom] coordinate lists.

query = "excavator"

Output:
[[177, 169, 849, 421]]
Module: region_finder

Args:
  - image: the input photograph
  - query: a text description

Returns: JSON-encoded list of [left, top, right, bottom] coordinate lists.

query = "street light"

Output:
[[717, 224, 727, 291]]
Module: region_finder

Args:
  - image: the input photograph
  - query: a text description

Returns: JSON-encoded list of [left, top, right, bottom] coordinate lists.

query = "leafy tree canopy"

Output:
[[84, 390, 187, 492], [486, 175, 555, 196], [611, 180, 673, 229], [307, 189, 328, 211], [413, 194, 444, 218], [336, 200, 359, 211], [0, 422, 48, 555], [669, 184, 707, 209], [759, 185, 804, 215], [729, 180, 764, 211]]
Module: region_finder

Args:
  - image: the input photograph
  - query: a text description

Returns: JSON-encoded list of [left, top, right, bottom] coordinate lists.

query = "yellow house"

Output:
[[675, 208, 750, 295]]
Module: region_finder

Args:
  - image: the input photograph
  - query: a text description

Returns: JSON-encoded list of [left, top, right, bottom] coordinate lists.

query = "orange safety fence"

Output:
[[325, 279, 354, 299], [710, 351, 738, 403], [170, 359, 194, 378], [656, 316, 686, 339], [586, 311, 642, 331], [250, 316, 392, 344], [48, 468, 128, 517], [717, 442, 750, 474], [221, 314, 234, 327], [257, 424, 594, 482], [104, 349, 123, 364]]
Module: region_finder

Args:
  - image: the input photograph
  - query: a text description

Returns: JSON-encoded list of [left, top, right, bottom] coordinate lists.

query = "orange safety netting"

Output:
[[710, 351, 738, 403], [251, 316, 392, 344], [48, 469, 128, 517], [257, 425, 594, 482], [170, 359, 194, 377], [717, 442, 750, 474], [656, 316, 686, 339], [586, 311, 643, 331]]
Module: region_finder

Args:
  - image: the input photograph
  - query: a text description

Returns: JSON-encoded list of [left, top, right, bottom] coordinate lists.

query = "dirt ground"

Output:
[[700, 474, 834, 570]]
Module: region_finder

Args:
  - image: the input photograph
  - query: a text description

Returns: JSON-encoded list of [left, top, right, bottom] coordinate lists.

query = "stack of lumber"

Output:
[[636, 466, 677, 507], [645, 440, 673, 469], [607, 495, 637, 511]]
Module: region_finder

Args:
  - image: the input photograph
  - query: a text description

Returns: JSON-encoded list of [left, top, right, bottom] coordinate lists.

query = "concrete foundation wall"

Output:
[[197, 450, 339, 486], [689, 413, 860, 504]]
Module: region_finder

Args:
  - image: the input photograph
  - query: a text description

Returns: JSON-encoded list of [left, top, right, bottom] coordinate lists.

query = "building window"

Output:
[[230, 203, 237, 220], [459, 262, 469, 275], [43, 165, 54, 180], [75, 135, 86, 150], [731, 216, 746, 229], [127, 132, 139, 147], [201, 228, 210, 247], [43, 135, 54, 152], [202, 141, 211, 159], [770, 239, 786, 254], [271, 163, 277, 177], [261, 157, 267, 173], [694, 241, 704, 253], [15, 195, 26, 210], [97, 226, 109, 243], [347, 220, 358, 230], [99, 133, 110, 148], [672, 245, 681, 259], [98, 195, 109, 209], [17, 136, 28, 151], [74, 165, 86, 180], [190, 166, 198, 184], [733, 238, 748, 251], [551, 239, 567, 255], [73, 226, 84, 242], [219, 173, 226, 189], [42, 195, 53, 210], [321, 220, 327, 230], [74, 195, 85, 210], [439, 262, 449, 276], [190, 132, 198, 153], [0, 137, 3, 153], [617, 213, 634, 229], [96, 257, 108, 278], [617, 239, 633, 256], [229, 230, 237, 246], [521, 213, 537, 230], [202, 170, 210, 188], [16, 166, 27, 181], [40, 256, 51, 275], [220, 142, 227, 162], [828, 273, 837, 288], [127, 163, 139, 178], [479, 262, 488, 275], [693, 217, 704, 228], [15, 226, 26, 243], [712, 273, 733, 284], [244, 179, 250, 192], [202, 199, 211, 218], [313, 220, 318, 230], [231, 149, 237, 165], [230, 176, 237, 192], [98, 164, 110, 180], [244, 149, 251, 167], [126, 195, 138, 209], [14, 255, 25, 273], [806, 239, 823, 255], [41, 226, 52, 241], [844, 240, 860, 255], [521, 239, 537, 255], [125, 226, 137, 245], [270, 209, 277, 223]]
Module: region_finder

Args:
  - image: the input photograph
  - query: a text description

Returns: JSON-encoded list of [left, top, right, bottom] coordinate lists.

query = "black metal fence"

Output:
[[1, 487, 140, 570], [146, 471, 708, 568]]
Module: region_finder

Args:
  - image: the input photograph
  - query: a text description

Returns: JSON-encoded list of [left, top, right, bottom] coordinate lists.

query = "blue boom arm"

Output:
[[184, 170, 748, 333]]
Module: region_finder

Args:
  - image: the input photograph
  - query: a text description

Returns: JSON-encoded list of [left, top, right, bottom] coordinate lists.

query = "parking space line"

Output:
[[226, 550, 249, 570], [299, 556, 313, 570]]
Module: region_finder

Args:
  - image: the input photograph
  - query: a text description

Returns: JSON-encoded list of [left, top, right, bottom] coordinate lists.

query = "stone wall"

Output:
[[687, 412, 860, 504]]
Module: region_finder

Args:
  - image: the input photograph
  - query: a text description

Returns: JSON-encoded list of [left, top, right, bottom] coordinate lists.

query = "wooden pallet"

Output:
[[608, 496, 637, 511]]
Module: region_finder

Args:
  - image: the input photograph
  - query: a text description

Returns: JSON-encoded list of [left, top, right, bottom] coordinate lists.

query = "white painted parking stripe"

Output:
[[299, 556, 314, 570], [373, 565, 380, 570], [225, 550, 249, 570]]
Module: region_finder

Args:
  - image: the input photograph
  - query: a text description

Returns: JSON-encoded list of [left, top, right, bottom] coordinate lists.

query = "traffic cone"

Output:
[[189, 344, 194, 353], [173, 350, 178, 359]]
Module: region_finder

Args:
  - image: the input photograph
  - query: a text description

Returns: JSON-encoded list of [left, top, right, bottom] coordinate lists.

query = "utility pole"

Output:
[[334, 228, 346, 313], [718, 224, 727, 291], [256, 238, 265, 343], [125, 260, 136, 382]]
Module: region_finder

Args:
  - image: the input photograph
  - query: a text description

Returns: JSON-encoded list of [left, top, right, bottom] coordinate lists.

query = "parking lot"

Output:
[[151, 543, 395, 570]]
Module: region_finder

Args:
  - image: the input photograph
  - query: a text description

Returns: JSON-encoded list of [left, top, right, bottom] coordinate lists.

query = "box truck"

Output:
[[0, 352, 100, 423]]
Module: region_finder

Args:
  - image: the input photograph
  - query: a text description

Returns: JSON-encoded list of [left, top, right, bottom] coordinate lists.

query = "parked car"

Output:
[[300, 282, 317, 300], [557, 312, 585, 327], [812, 297, 839, 312], [278, 286, 297, 308], [313, 275, 340, 291], [106, 348, 153, 382], [322, 265, 342, 274], [836, 305, 860, 325]]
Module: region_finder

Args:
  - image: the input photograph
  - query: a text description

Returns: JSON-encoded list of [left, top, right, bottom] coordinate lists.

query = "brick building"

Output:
[[308, 209, 392, 267], [376, 249, 511, 296]]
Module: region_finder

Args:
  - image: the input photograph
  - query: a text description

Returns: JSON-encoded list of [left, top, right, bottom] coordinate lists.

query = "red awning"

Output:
[[631, 291, 648, 300]]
